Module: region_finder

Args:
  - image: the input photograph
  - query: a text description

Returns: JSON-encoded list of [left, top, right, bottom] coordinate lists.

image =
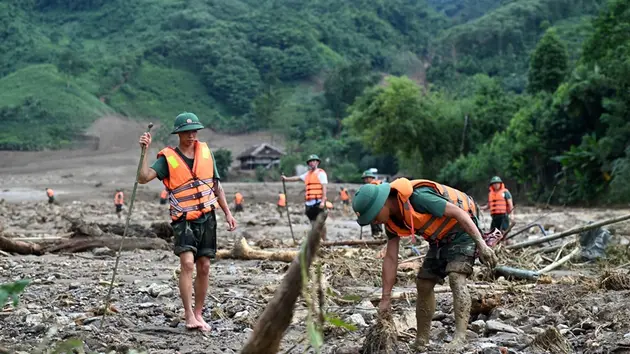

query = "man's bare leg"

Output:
[[414, 278, 437, 350], [444, 272, 470, 351], [179, 252, 202, 329], [193, 257, 211, 331]]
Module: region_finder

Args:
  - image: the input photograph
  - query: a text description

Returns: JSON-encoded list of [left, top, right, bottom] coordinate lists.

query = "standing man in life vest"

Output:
[[351, 178, 498, 351], [339, 187, 350, 215], [234, 192, 244, 213], [483, 176, 514, 233], [160, 189, 168, 205], [45, 188, 55, 204], [277, 191, 286, 217], [281, 154, 328, 239], [361, 170, 383, 238], [137, 112, 237, 332], [114, 189, 124, 219]]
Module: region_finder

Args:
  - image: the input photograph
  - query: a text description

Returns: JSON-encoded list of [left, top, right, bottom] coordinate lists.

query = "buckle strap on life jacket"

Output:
[[169, 197, 218, 216], [174, 188, 215, 203], [171, 178, 214, 195]]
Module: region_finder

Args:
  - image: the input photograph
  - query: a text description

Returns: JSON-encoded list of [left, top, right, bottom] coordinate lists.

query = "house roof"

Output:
[[237, 143, 285, 159]]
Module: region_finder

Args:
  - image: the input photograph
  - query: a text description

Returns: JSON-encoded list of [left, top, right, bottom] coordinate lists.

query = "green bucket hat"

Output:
[[171, 112, 204, 134], [361, 170, 376, 179], [352, 183, 391, 226], [489, 176, 503, 185], [306, 154, 321, 163]]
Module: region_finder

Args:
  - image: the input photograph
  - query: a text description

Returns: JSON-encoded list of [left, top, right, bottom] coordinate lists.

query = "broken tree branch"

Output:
[[0, 236, 42, 255], [538, 247, 580, 274], [507, 214, 630, 250], [240, 211, 327, 354], [321, 239, 386, 247], [216, 238, 298, 262]]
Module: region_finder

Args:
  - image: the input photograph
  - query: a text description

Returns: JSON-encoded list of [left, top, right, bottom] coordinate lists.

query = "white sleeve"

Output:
[[318, 171, 328, 184], [299, 172, 308, 181]]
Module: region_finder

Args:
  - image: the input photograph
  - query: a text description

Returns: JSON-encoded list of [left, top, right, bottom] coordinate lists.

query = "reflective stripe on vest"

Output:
[[278, 194, 286, 207], [385, 178, 477, 243], [305, 169, 324, 201], [157, 141, 218, 221], [488, 185, 509, 215]]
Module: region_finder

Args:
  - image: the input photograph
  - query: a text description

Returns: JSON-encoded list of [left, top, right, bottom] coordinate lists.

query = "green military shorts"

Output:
[[491, 213, 510, 232], [417, 231, 477, 284], [172, 211, 217, 260]]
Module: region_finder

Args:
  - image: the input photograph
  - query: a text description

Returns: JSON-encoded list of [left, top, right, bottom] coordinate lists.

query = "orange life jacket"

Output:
[[114, 192, 124, 205], [157, 141, 218, 221], [235, 192, 243, 205], [488, 184, 509, 215], [46, 188, 54, 197], [304, 169, 324, 201], [340, 189, 349, 201], [278, 193, 286, 207], [385, 178, 477, 243], [160, 190, 168, 199]]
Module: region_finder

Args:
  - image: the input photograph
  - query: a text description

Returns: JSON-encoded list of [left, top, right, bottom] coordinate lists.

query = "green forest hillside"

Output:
[[1, 0, 629, 204]]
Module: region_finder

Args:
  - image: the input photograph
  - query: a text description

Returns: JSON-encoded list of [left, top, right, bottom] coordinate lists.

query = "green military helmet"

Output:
[[361, 170, 376, 179], [489, 176, 503, 185], [306, 154, 321, 163], [171, 112, 205, 134], [352, 183, 391, 226]]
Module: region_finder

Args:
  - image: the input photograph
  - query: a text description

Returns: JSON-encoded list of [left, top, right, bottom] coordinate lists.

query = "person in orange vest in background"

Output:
[[362, 170, 383, 238], [137, 112, 236, 332], [277, 191, 286, 217], [45, 188, 55, 204], [339, 187, 350, 215], [160, 189, 168, 205], [482, 176, 514, 233], [282, 154, 328, 240], [234, 192, 244, 213], [114, 189, 124, 219]]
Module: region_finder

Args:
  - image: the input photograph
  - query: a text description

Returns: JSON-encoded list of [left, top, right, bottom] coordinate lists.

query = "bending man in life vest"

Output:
[[361, 170, 383, 238], [137, 112, 237, 332], [281, 154, 328, 240], [277, 191, 286, 217], [159, 189, 168, 205], [234, 192, 244, 213], [114, 190, 124, 219], [482, 176, 514, 233], [352, 179, 498, 351], [45, 188, 55, 204]]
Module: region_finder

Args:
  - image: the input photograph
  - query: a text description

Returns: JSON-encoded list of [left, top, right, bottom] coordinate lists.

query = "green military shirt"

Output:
[[150, 147, 221, 224]]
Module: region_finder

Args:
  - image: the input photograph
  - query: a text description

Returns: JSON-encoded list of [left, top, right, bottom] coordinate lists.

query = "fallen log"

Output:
[[0, 236, 42, 255], [43, 236, 169, 254], [217, 238, 298, 262], [321, 239, 386, 247], [241, 211, 327, 353], [506, 214, 630, 250]]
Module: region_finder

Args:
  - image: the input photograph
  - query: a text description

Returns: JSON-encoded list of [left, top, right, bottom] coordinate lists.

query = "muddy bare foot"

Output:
[[443, 336, 466, 352], [411, 337, 429, 353], [184, 314, 203, 330], [194, 313, 212, 332]]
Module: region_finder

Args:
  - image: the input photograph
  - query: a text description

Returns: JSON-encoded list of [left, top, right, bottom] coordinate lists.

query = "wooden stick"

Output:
[[0, 236, 42, 255], [507, 214, 630, 250], [538, 247, 580, 274], [534, 238, 577, 254], [241, 212, 327, 354], [321, 239, 386, 247]]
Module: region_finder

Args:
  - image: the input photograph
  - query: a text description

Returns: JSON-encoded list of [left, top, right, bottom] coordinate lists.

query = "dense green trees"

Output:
[[527, 29, 569, 93]]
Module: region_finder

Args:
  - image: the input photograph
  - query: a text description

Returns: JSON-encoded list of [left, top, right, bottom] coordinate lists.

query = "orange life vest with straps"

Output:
[[157, 141, 218, 221], [160, 190, 168, 199], [385, 178, 477, 243], [488, 184, 509, 215], [114, 192, 124, 205], [278, 193, 286, 207], [46, 188, 54, 197], [304, 169, 324, 201], [340, 189, 349, 201], [235, 192, 243, 205]]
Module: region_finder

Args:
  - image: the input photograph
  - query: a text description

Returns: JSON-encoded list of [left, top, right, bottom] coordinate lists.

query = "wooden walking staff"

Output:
[[100, 122, 153, 329], [282, 178, 297, 245]]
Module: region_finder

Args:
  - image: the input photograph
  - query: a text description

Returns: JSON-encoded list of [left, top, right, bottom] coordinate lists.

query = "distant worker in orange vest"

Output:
[[277, 191, 286, 217], [114, 189, 124, 219], [160, 189, 168, 205], [45, 188, 55, 204], [137, 112, 236, 332], [483, 176, 514, 233], [281, 154, 328, 239], [339, 187, 350, 215], [362, 170, 383, 238], [234, 192, 244, 213]]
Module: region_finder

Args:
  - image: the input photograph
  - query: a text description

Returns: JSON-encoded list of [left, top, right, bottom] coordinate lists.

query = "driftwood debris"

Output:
[[66, 217, 173, 240], [217, 238, 298, 262], [507, 214, 630, 250], [321, 239, 386, 247], [0, 236, 43, 255], [240, 212, 327, 354], [0, 235, 168, 255], [538, 247, 580, 274]]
